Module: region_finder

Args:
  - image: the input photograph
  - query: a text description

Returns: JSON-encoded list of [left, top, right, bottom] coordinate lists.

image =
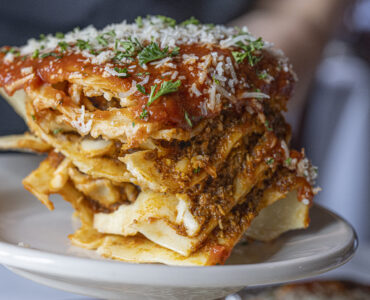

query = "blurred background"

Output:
[[0, 0, 368, 299]]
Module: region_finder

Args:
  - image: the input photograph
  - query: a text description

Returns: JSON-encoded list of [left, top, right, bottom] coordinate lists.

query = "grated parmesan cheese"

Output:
[[71, 105, 92, 135], [20, 66, 33, 76], [190, 83, 202, 97], [241, 92, 270, 99]]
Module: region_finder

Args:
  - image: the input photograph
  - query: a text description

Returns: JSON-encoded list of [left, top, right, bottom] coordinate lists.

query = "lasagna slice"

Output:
[[0, 16, 318, 265]]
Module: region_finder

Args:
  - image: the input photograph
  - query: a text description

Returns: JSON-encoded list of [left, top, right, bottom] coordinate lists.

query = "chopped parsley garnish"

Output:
[[170, 46, 180, 57], [97, 35, 108, 46], [180, 16, 200, 26], [31, 114, 36, 120], [31, 49, 39, 59], [113, 37, 142, 61], [132, 122, 135, 127], [285, 157, 292, 165], [212, 75, 220, 85], [147, 80, 181, 106], [232, 37, 264, 66], [58, 41, 69, 52], [257, 70, 269, 80], [266, 158, 274, 165], [39, 34, 46, 41], [136, 72, 150, 76], [139, 108, 148, 119], [76, 39, 93, 51], [156, 15, 176, 27], [105, 30, 116, 37], [139, 80, 181, 120], [193, 166, 201, 174], [184, 111, 193, 127], [123, 38, 141, 53], [95, 31, 116, 48], [135, 16, 143, 28], [113, 51, 134, 61], [55, 32, 64, 39], [136, 84, 147, 95], [52, 128, 63, 135], [137, 42, 169, 65], [137, 42, 178, 65], [40, 52, 62, 59], [113, 67, 130, 78], [1, 47, 19, 55], [264, 120, 273, 131]]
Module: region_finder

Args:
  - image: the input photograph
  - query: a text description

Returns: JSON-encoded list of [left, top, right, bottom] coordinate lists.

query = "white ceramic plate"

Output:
[[0, 154, 357, 300]]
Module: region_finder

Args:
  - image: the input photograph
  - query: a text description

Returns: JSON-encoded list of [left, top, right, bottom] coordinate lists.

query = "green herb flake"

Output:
[[5, 47, 17, 54], [136, 72, 151, 76], [105, 30, 116, 37], [113, 67, 130, 78], [132, 122, 135, 127], [232, 51, 246, 64], [113, 38, 142, 61], [266, 158, 274, 165], [97, 35, 108, 46], [31, 114, 36, 120], [257, 70, 268, 80], [147, 80, 181, 106], [31, 49, 39, 59], [39, 34, 46, 41], [156, 15, 176, 27], [285, 157, 292, 165], [180, 16, 200, 26], [135, 16, 143, 28], [55, 32, 64, 39], [193, 166, 201, 174], [212, 75, 220, 85], [113, 51, 133, 61], [264, 120, 273, 132], [232, 37, 264, 66], [184, 111, 193, 127], [52, 128, 63, 135], [76, 39, 93, 51], [58, 41, 69, 52], [40, 52, 62, 59], [139, 108, 148, 119], [137, 42, 169, 65], [136, 84, 147, 95], [170, 46, 180, 57]]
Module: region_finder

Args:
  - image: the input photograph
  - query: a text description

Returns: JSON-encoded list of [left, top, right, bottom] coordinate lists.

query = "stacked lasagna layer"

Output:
[[0, 16, 317, 265]]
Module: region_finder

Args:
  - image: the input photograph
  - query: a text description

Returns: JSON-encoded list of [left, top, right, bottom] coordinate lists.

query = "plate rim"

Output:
[[0, 204, 358, 287]]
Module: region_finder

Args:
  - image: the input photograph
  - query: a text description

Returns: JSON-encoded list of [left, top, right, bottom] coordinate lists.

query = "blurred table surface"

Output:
[[0, 243, 368, 300]]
